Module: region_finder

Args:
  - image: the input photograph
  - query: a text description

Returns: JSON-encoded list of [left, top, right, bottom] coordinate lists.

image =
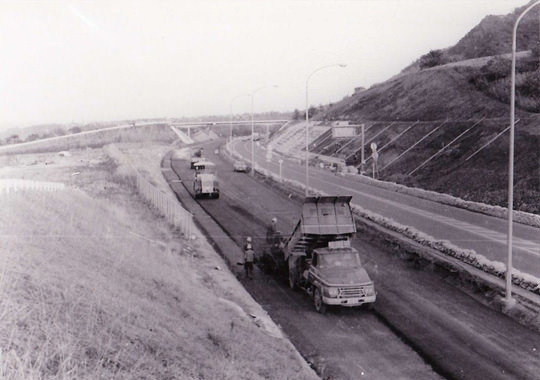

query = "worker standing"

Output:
[[266, 217, 278, 242], [270, 217, 278, 233], [243, 236, 252, 250], [244, 237, 255, 279]]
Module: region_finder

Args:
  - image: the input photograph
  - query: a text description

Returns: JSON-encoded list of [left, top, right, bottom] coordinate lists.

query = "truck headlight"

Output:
[[326, 287, 339, 298], [365, 285, 375, 296]]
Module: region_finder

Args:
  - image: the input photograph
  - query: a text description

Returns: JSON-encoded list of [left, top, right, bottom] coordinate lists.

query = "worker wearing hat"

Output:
[[243, 236, 254, 279], [270, 217, 278, 233]]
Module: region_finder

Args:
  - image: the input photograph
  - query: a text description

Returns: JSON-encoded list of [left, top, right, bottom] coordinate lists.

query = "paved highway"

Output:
[[231, 139, 540, 278], [164, 140, 540, 380]]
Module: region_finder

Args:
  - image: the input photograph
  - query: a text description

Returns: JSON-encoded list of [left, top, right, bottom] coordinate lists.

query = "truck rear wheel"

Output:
[[288, 269, 297, 290], [313, 287, 327, 314], [288, 258, 297, 290]]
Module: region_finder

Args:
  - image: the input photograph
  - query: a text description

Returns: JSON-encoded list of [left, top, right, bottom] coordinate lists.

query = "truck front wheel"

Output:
[[313, 288, 327, 314]]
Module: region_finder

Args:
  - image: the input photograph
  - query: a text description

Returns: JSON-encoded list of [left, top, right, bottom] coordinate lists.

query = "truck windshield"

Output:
[[319, 252, 361, 268]]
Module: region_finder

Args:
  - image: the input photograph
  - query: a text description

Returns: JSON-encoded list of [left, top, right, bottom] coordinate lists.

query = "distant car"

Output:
[[233, 161, 249, 172]]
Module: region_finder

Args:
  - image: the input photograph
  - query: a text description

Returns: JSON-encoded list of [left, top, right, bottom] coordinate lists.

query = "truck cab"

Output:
[[281, 196, 376, 313], [304, 242, 376, 313]]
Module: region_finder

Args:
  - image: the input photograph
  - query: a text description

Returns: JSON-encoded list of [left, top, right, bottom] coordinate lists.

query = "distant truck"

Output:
[[190, 147, 204, 169], [262, 196, 376, 313], [193, 161, 219, 199], [194, 173, 219, 199]]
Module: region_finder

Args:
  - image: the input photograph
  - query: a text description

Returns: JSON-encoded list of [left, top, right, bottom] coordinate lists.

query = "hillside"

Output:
[[0, 146, 317, 380], [327, 64, 514, 121], [448, 5, 539, 60], [313, 2, 540, 214]]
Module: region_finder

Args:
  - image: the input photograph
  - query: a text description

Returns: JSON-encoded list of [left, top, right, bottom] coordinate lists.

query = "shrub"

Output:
[[419, 50, 448, 69], [481, 57, 511, 81]]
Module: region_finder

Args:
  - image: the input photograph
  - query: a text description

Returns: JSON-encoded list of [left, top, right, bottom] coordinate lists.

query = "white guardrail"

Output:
[[0, 179, 65, 194], [135, 172, 193, 238], [103, 144, 193, 238]]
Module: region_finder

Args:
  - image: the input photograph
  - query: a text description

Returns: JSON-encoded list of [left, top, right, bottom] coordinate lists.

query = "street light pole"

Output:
[[505, 0, 540, 306], [305, 64, 346, 196], [251, 85, 278, 176]]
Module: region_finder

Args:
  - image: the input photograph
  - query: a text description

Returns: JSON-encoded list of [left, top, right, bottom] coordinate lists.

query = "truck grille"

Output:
[[339, 287, 366, 298]]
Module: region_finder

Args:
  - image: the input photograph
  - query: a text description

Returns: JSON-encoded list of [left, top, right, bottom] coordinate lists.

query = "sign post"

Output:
[[371, 142, 378, 179], [266, 145, 273, 162], [360, 124, 365, 174]]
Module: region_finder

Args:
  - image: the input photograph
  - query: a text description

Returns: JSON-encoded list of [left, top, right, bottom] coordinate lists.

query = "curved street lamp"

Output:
[[505, 0, 540, 306], [251, 85, 278, 176], [305, 64, 346, 195]]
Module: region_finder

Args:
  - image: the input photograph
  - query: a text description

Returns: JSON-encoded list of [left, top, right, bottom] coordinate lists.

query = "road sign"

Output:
[[370, 142, 377, 151]]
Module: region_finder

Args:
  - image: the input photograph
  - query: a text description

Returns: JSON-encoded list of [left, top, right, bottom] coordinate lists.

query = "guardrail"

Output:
[[104, 144, 193, 238], [135, 172, 193, 238], [0, 179, 65, 194]]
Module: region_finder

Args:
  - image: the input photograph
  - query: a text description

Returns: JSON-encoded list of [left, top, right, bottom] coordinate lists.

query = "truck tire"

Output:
[[313, 287, 327, 314], [288, 269, 297, 290], [288, 258, 298, 290], [363, 302, 374, 311]]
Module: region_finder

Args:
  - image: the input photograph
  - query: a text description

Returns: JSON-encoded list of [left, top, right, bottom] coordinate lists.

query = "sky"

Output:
[[0, 0, 529, 130]]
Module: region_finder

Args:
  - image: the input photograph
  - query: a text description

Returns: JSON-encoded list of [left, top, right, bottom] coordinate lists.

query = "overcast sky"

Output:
[[0, 0, 528, 129]]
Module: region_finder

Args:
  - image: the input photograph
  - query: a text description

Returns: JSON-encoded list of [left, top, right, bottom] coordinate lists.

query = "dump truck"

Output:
[[193, 161, 219, 199], [262, 196, 376, 313]]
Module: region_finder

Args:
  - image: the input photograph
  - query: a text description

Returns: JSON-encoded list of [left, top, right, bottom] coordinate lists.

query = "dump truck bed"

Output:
[[284, 196, 356, 260]]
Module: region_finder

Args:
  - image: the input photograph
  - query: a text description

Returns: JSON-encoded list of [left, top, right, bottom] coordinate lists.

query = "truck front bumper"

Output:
[[323, 294, 376, 307]]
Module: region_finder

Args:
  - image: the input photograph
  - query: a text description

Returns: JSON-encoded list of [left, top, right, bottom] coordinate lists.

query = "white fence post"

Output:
[[0, 179, 65, 194], [123, 160, 193, 238]]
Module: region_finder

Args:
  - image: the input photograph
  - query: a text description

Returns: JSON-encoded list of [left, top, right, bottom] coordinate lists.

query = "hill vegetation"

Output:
[[314, 1, 540, 214]]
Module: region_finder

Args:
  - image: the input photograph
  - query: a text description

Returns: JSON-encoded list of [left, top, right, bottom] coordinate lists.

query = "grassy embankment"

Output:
[[0, 141, 317, 380]]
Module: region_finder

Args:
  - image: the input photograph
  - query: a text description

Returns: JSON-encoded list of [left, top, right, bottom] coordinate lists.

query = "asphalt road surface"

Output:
[[165, 140, 540, 380], [231, 138, 540, 278]]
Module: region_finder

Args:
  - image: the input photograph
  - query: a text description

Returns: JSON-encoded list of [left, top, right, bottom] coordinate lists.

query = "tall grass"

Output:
[[0, 188, 316, 380]]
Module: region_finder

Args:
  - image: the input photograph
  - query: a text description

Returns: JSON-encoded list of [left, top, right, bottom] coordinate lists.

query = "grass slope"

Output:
[[312, 3, 539, 213], [0, 147, 317, 380], [328, 64, 513, 122]]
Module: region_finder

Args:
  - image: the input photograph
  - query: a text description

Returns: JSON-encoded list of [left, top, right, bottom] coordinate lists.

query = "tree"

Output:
[[292, 109, 301, 120], [25, 133, 40, 142], [53, 128, 66, 136], [68, 126, 82, 134], [419, 49, 447, 69], [6, 134, 21, 144]]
